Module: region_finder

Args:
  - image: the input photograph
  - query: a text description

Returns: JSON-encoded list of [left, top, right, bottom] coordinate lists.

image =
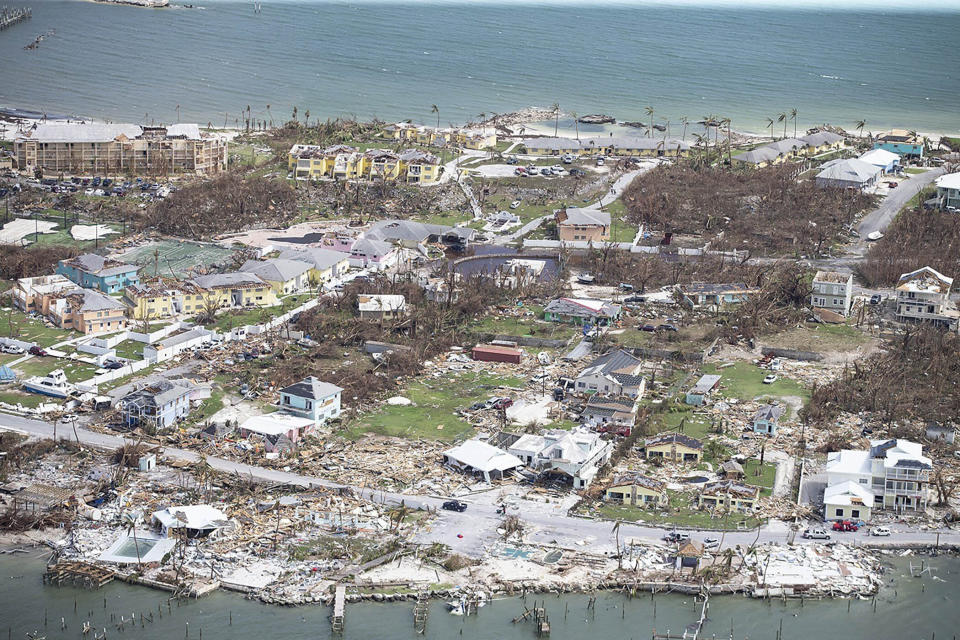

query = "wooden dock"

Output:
[[412, 590, 429, 634], [331, 585, 345, 633], [43, 562, 115, 589], [0, 6, 31, 31]]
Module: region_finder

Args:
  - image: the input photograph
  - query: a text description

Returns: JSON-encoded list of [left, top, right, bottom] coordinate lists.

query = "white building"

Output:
[[824, 439, 932, 516], [895, 266, 958, 330], [443, 439, 523, 483], [508, 428, 613, 489], [815, 158, 881, 190], [357, 294, 407, 320], [810, 271, 853, 316], [575, 349, 646, 398], [935, 172, 960, 210]]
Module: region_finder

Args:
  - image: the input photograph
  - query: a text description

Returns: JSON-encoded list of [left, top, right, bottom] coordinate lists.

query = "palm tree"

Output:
[[790, 108, 798, 138], [551, 102, 561, 137], [123, 511, 143, 570], [855, 119, 867, 138], [692, 133, 708, 167], [266, 104, 272, 128], [430, 104, 440, 129], [292, 106, 298, 123], [570, 111, 580, 140], [680, 116, 689, 141], [777, 112, 787, 139], [765, 117, 775, 139], [722, 117, 732, 164], [611, 519, 623, 570], [662, 119, 671, 139], [644, 106, 655, 137], [304, 109, 310, 127]]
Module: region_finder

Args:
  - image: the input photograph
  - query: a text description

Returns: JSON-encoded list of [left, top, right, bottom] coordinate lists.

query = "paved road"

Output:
[[4, 414, 959, 557], [857, 167, 945, 238]]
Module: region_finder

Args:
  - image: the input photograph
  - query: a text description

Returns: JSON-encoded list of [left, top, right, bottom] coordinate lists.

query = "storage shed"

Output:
[[472, 344, 523, 364]]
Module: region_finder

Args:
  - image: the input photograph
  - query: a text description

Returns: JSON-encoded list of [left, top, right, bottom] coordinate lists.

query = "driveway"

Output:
[[857, 167, 945, 239]]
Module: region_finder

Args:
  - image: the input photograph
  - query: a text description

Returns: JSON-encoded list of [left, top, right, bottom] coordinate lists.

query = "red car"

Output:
[[28, 345, 48, 357], [832, 520, 859, 532]]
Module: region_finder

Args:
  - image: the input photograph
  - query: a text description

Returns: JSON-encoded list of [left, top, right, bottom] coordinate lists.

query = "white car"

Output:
[[84, 188, 95, 196], [871, 526, 891, 537], [596, 157, 605, 166], [0, 343, 24, 354], [769, 358, 782, 371], [763, 374, 778, 384], [703, 537, 720, 549], [509, 200, 521, 209]]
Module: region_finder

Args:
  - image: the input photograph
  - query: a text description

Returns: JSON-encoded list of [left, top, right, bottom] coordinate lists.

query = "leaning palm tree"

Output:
[[431, 104, 440, 129], [790, 108, 798, 138], [680, 116, 689, 141], [570, 111, 580, 140], [551, 102, 561, 136], [778, 112, 787, 139], [612, 519, 623, 570], [644, 106, 655, 137], [855, 119, 867, 138], [766, 117, 775, 139]]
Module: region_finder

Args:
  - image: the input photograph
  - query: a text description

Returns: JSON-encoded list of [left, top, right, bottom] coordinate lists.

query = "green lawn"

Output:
[[345, 371, 525, 442], [594, 490, 764, 530], [0, 313, 76, 348], [417, 210, 474, 227], [743, 459, 777, 496], [0, 388, 50, 408], [469, 305, 577, 340], [904, 168, 928, 175], [764, 323, 870, 353], [12, 356, 100, 383], [603, 199, 637, 242], [701, 362, 810, 404], [484, 195, 556, 225], [111, 340, 147, 361], [209, 305, 288, 332]]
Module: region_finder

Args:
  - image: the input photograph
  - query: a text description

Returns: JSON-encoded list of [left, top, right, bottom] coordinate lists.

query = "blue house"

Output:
[[873, 131, 923, 158], [685, 374, 721, 406], [57, 253, 140, 294], [280, 377, 343, 425], [120, 380, 192, 431], [752, 404, 785, 436]]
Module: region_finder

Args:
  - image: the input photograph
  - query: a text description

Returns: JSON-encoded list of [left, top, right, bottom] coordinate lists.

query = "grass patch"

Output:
[[111, 340, 146, 361], [701, 362, 809, 404], [484, 195, 556, 225], [12, 357, 100, 383], [469, 305, 577, 340], [0, 388, 50, 408], [346, 370, 524, 441], [594, 490, 763, 530], [209, 305, 286, 332], [0, 312, 76, 348], [417, 210, 474, 227], [904, 167, 928, 175], [763, 322, 871, 353], [743, 459, 777, 496], [603, 199, 637, 242]]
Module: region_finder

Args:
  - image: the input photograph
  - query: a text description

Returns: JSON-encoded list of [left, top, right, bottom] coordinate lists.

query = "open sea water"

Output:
[[1, 551, 960, 639], [0, 0, 958, 134]]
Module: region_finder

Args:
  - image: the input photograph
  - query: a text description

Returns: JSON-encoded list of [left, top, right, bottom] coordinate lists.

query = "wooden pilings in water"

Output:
[[413, 590, 429, 634], [0, 6, 31, 31], [43, 562, 115, 590], [331, 585, 345, 633]]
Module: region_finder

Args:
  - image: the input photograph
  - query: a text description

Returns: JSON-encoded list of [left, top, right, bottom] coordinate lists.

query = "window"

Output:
[[306, 401, 312, 410], [283, 395, 290, 405], [835, 508, 844, 517], [859, 478, 868, 484], [851, 509, 860, 518]]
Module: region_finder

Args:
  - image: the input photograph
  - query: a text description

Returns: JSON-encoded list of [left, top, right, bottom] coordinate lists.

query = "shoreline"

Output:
[[86, 0, 170, 7]]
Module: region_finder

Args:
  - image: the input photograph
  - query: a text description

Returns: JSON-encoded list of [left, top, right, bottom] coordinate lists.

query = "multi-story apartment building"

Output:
[[811, 270, 853, 316], [48, 288, 128, 335], [57, 253, 140, 294], [122, 279, 204, 320], [288, 145, 441, 184], [15, 123, 227, 176], [188, 272, 279, 311], [825, 439, 932, 517], [895, 266, 958, 330], [12, 274, 75, 313]]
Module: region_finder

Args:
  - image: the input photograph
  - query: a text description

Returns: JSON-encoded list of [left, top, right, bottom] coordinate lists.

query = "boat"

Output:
[[577, 273, 595, 284], [866, 231, 884, 241], [21, 369, 75, 399]]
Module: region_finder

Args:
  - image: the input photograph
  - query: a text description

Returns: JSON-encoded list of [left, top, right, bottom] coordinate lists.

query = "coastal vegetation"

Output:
[[859, 204, 960, 287]]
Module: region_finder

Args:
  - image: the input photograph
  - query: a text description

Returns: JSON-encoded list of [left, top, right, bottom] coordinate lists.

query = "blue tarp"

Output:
[[0, 365, 15, 383]]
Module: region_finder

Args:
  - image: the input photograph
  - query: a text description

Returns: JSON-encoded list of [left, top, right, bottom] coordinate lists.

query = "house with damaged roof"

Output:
[[643, 432, 703, 463], [277, 247, 350, 283], [605, 473, 667, 507], [239, 258, 313, 295], [57, 253, 140, 293], [544, 297, 621, 326], [47, 288, 128, 335], [894, 266, 959, 331], [507, 427, 613, 489], [237, 377, 342, 453], [189, 272, 278, 309], [581, 394, 639, 429], [120, 380, 193, 431], [575, 349, 646, 398], [698, 480, 761, 512]]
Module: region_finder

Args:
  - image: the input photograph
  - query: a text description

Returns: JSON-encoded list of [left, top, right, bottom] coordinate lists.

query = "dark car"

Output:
[[28, 346, 48, 356], [91, 177, 102, 186], [468, 401, 487, 411], [624, 295, 646, 303], [102, 178, 113, 188], [442, 500, 468, 512], [103, 360, 124, 370], [869, 294, 882, 305], [657, 323, 678, 332], [640, 324, 657, 332]]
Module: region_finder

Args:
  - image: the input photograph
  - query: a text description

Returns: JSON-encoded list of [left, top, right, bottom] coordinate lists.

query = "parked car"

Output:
[[442, 500, 468, 512], [514, 167, 526, 176], [869, 294, 882, 305], [102, 360, 124, 370], [664, 531, 690, 543], [28, 346, 48, 357], [561, 154, 574, 164], [801, 528, 831, 540], [568, 168, 586, 177], [540, 168, 552, 176], [871, 527, 891, 537], [510, 200, 521, 209], [832, 520, 859, 532], [596, 157, 605, 166], [0, 343, 24, 355], [763, 374, 778, 384], [640, 324, 657, 332], [506, 156, 518, 165], [702, 537, 720, 549], [887, 181, 898, 188], [657, 323, 678, 332], [769, 358, 782, 371]]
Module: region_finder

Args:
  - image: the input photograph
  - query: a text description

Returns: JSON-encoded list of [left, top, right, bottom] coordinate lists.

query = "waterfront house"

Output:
[[799, 130, 845, 153], [590, 136, 691, 158], [278, 247, 350, 284], [543, 297, 621, 325], [873, 130, 924, 158], [521, 137, 584, 156], [189, 272, 279, 310], [685, 374, 721, 406], [934, 172, 960, 210], [605, 473, 667, 508], [357, 294, 407, 321], [676, 283, 755, 309], [823, 481, 874, 522], [239, 258, 313, 295], [825, 438, 932, 513], [152, 505, 229, 538], [894, 266, 958, 331], [507, 427, 613, 489], [12, 274, 75, 313], [575, 349, 646, 398], [859, 148, 901, 174], [811, 271, 853, 316], [752, 404, 786, 436], [15, 122, 226, 176], [47, 288, 127, 335], [815, 158, 881, 190], [698, 480, 760, 512], [120, 380, 193, 431], [644, 432, 703, 463], [398, 149, 441, 184], [57, 253, 140, 293], [443, 439, 523, 483], [279, 376, 343, 426], [555, 207, 611, 242]]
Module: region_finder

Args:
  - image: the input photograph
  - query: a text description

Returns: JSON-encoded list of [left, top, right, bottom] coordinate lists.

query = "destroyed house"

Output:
[[507, 428, 613, 489], [11, 483, 78, 514], [443, 439, 523, 483], [685, 374, 721, 406], [544, 297, 621, 326], [698, 480, 760, 512], [581, 395, 638, 427], [239, 414, 316, 452], [12, 274, 74, 314], [57, 253, 140, 293], [676, 283, 755, 309], [644, 432, 703, 463], [122, 279, 203, 320], [120, 380, 193, 430], [895, 266, 958, 331], [152, 504, 229, 538], [279, 376, 343, 425], [752, 404, 785, 436], [575, 349, 646, 398], [605, 474, 667, 507]]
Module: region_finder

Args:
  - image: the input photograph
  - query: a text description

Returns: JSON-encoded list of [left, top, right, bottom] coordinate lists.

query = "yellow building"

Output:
[[644, 433, 703, 463], [399, 149, 440, 184], [289, 144, 359, 179], [122, 280, 204, 320], [288, 144, 439, 184], [367, 149, 404, 181], [238, 258, 313, 295], [605, 474, 667, 508], [697, 480, 760, 512], [189, 273, 279, 310]]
